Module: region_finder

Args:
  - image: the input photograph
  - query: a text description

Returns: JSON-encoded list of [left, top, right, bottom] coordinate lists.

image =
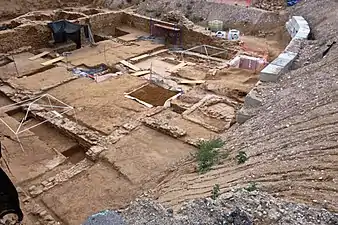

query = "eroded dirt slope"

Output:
[[0, 0, 92, 21], [152, 0, 338, 213]]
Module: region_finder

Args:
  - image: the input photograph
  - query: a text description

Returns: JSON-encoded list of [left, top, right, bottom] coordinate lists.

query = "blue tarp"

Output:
[[72, 64, 108, 79], [287, 0, 301, 6], [82, 210, 125, 225]]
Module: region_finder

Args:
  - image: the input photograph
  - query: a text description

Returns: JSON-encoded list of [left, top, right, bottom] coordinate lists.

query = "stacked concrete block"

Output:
[[236, 81, 263, 124], [237, 16, 310, 124], [244, 83, 263, 108], [259, 64, 285, 82], [260, 51, 298, 82], [260, 16, 309, 82], [236, 107, 255, 124], [286, 16, 310, 39]]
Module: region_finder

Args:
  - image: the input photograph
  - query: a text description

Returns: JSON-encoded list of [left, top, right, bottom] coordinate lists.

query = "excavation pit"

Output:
[[0, 56, 13, 67], [93, 34, 109, 43], [62, 145, 86, 164], [0, 5, 296, 223], [127, 83, 179, 107]]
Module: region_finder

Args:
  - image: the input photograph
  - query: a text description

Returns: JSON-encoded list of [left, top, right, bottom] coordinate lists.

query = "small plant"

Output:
[[235, 151, 248, 164], [196, 138, 225, 173], [244, 182, 258, 192], [211, 184, 221, 200]]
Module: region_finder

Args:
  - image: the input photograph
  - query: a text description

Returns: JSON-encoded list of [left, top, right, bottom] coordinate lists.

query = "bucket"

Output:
[[208, 20, 223, 32], [228, 29, 240, 40]]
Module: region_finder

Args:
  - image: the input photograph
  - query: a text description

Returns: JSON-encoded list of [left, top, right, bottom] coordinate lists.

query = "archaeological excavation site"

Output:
[[0, 0, 337, 224]]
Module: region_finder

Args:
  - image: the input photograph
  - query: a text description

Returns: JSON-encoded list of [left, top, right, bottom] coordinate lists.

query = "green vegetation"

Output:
[[196, 138, 226, 173], [211, 184, 221, 200], [244, 182, 258, 192], [235, 151, 248, 164]]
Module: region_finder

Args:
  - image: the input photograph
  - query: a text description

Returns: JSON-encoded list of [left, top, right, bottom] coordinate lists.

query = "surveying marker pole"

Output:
[[149, 62, 153, 83], [11, 55, 19, 77], [62, 52, 72, 71], [16, 135, 25, 152], [150, 17, 153, 36]]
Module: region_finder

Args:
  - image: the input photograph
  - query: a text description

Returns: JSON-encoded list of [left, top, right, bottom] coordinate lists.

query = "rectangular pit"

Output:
[[6, 109, 82, 158], [61, 145, 86, 164], [0, 56, 13, 67], [127, 83, 178, 107]]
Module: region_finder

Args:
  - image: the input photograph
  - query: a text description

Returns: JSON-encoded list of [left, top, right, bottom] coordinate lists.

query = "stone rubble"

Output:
[[28, 159, 93, 197], [119, 191, 338, 225], [142, 117, 187, 138]]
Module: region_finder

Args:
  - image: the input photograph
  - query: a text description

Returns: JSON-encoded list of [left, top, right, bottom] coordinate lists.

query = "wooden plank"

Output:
[[125, 95, 153, 108], [130, 54, 150, 62], [130, 70, 150, 77], [120, 60, 140, 71], [178, 79, 205, 84], [169, 62, 187, 73], [29, 51, 50, 61], [178, 51, 227, 62], [154, 23, 180, 31], [149, 49, 168, 56], [41, 56, 65, 66]]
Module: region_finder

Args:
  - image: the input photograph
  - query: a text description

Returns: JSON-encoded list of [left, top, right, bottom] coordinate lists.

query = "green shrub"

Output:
[[211, 184, 221, 200], [196, 138, 225, 173], [244, 182, 258, 192], [235, 151, 248, 164]]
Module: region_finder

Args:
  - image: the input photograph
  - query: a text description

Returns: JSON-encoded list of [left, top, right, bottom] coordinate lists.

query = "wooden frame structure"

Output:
[[0, 94, 76, 151]]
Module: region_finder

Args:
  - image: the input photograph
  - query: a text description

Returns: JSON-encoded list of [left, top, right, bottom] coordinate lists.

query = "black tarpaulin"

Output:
[[0, 166, 23, 222], [48, 20, 83, 49]]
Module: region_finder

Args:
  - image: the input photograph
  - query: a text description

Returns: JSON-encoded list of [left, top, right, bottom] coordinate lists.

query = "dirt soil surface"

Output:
[[41, 162, 138, 225], [8, 67, 72, 92], [0, 52, 48, 80], [66, 40, 164, 67], [0, 0, 92, 21], [147, 0, 338, 214], [204, 67, 258, 101], [48, 75, 147, 134], [0, 115, 62, 183], [0, 0, 338, 224], [129, 83, 178, 106]]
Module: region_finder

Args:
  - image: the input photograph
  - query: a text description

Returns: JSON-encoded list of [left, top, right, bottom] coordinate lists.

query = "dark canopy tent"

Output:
[[48, 20, 89, 49]]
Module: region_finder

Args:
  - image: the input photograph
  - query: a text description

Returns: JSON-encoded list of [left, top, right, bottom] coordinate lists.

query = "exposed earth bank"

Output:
[[1, 0, 338, 224]]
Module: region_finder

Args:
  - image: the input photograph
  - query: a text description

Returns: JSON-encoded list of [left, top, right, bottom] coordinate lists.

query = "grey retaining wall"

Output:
[[236, 16, 310, 124]]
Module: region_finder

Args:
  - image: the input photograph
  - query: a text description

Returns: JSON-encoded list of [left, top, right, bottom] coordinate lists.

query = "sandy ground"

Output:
[[204, 67, 258, 101], [8, 66, 73, 92], [135, 57, 175, 77], [0, 4, 312, 224], [117, 26, 149, 42], [0, 93, 13, 106], [21, 115, 78, 153], [241, 35, 287, 60], [41, 162, 137, 225], [0, 115, 62, 183], [0, 52, 48, 80], [129, 83, 178, 106], [66, 40, 164, 67], [48, 75, 147, 134], [175, 65, 208, 80], [101, 125, 196, 183]]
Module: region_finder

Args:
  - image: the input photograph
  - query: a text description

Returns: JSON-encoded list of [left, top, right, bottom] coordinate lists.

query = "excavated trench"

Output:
[[0, 3, 316, 224], [128, 83, 179, 107], [1, 94, 90, 166]]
